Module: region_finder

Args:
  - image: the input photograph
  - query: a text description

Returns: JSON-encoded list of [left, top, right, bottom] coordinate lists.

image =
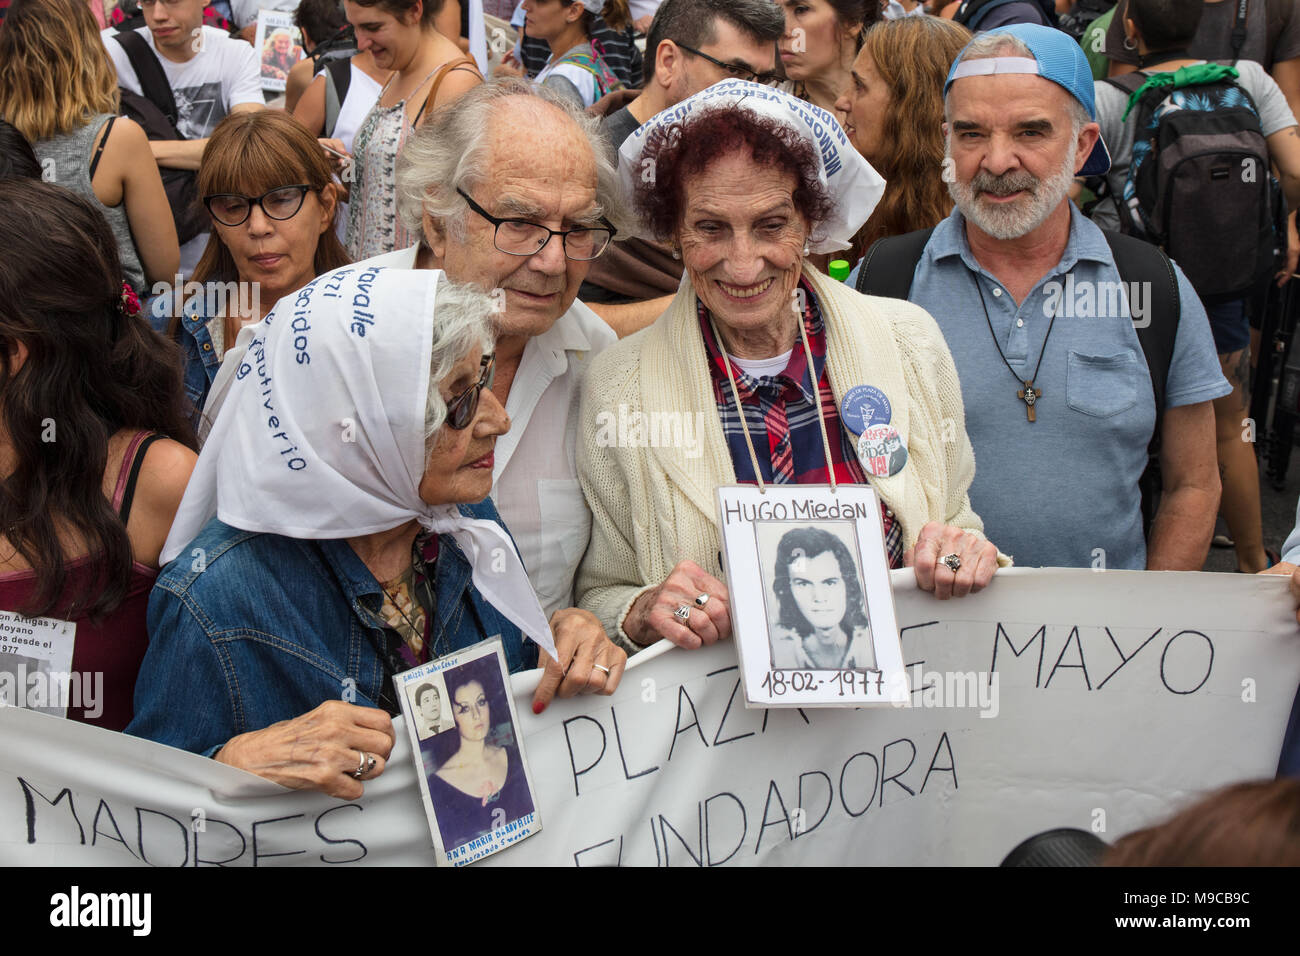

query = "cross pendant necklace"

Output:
[[1018, 382, 1041, 422], [974, 275, 1058, 424]]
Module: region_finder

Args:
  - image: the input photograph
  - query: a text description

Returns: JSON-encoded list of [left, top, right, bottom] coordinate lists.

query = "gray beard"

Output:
[[946, 147, 1078, 240]]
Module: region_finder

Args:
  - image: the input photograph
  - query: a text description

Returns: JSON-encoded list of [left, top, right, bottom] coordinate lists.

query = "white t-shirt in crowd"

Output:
[[104, 25, 262, 275], [103, 26, 262, 141]]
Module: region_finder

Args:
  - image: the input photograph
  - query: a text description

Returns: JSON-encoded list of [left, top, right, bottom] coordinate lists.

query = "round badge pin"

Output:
[[856, 424, 908, 478], [841, 385, 892, 434]]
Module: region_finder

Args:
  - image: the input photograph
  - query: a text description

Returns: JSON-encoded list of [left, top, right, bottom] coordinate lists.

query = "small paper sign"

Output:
[[394, 639, 541, 866], [716, 484, 908, 708], [255, 9, 305, 93]]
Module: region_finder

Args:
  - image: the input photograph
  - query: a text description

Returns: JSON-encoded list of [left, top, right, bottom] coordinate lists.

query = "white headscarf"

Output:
[[617, 79, 887, 254], [161, 266, 557, 661]]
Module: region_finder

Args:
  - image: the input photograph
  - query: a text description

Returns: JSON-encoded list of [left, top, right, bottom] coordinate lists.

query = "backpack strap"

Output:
[[1101, 230, 1179, 429], [113, 30, 180, 130], [1230, 0, 1249, 64], [853, 227, 936, 299], [323, 56, 351, 138], [1100, 229, 1179, 536]]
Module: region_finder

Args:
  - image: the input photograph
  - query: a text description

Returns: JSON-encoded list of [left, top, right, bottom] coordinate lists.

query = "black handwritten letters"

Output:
[[16, 778, 367, 865], [565, 666, 958, 866]]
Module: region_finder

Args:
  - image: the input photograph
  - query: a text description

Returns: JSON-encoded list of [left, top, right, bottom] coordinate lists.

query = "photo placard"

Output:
[[717, 485, 908, 708], [254, 9, 305, 92], [394, 639, 541, 866]]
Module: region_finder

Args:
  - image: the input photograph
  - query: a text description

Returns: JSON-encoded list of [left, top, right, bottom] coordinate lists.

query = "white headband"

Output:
[[618, 79, 886, 255], [949, 56, 1041, 80]]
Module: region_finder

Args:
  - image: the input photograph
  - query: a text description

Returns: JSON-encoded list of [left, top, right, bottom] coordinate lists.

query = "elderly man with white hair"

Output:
[[361, 78, 628, 707], [854, 23, 1229, 572]]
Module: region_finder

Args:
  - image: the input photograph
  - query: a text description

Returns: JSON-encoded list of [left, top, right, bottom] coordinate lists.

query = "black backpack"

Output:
[[112, 30, 209, 246], [952, 0, 1060, 31], [1103, 66, 1282, 303], [854, 226, 1179, 537]]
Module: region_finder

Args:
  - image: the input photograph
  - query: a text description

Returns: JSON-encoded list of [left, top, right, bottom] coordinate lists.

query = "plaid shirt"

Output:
[[699, 279, 904, 568]]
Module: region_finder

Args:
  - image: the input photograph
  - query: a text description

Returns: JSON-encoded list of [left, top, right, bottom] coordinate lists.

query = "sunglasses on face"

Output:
[[445, 353, 496, 430]]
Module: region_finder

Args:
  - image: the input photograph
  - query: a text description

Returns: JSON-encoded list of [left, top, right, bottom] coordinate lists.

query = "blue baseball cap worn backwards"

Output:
[[944, 23, 1111, 176]]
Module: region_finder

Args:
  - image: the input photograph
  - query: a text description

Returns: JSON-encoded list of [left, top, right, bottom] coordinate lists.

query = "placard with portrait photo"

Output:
[[254, 10, 305, 92], [717, 485, 908, 708], [394, 639, 541, 866]]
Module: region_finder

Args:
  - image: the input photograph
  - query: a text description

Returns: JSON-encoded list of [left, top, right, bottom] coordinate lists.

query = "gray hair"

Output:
[[945, 32, 1091, 132], [396, 77, 631, 246], [424, 275, 496, 445]]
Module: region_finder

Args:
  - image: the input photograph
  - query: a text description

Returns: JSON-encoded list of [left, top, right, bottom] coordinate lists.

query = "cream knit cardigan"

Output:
[[575, 264, 1001, 650]]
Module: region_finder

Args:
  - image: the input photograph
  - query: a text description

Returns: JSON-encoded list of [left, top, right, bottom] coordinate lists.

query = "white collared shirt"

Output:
[[491, 298, 615, 617]]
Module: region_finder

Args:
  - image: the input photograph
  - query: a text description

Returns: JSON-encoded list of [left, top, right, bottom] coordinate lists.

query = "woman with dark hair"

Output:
[[0, 180, 198, 731], [518, 0, 631, 108], [172, 110, 350, 426], [778, 0, 879, 119], [343, 0, 482, 258], [577, 82, 1005, 654], [0, 119, 41, 181], [425, 655, 534, 850], [835, 15, 971, 263], [770, 527, 874, 670]]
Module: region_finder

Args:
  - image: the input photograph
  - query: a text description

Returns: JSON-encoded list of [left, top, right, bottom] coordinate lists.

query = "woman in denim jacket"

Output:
[[129, 268, 626, 799], [165, 110, 349, 430]]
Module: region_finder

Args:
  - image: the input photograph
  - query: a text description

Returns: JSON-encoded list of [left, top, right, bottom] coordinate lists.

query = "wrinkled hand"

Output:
[[633, 14, 654, 34], [904, 521, 999, 600], [624, 560, 730, 649], [214, 700, 395, 800], [532, 608, 628, 713]]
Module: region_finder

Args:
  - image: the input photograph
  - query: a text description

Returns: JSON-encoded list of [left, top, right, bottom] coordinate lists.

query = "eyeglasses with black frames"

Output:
[[456, 188, 615, 261], [204, 185, 312, 227], [673, 43, 781, 86]]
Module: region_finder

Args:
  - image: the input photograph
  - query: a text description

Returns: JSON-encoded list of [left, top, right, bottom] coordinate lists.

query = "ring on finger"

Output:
[[351, 750, 368, 779], [593, 663, 611, 674], [694, 592, 710, 608], [673, 603, 692, 624], [942, 553, 961, 572]]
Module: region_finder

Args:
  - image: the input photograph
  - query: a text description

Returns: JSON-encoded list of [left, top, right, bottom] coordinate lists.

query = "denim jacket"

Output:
[[175, 293, 223, 431], [126, 498, 537, 757]]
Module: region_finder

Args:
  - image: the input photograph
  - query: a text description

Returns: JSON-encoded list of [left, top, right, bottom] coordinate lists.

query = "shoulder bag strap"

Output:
[[114, 30, 180, 129]]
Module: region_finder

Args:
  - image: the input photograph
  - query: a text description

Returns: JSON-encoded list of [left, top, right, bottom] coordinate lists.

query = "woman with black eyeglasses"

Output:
[[170, 110, 350, 430], [129, 268, 567, 797]]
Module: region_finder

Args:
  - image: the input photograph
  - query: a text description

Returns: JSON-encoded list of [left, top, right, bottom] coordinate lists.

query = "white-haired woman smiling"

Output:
[[127, 268, 590, 798], [576, 81, 1010, 655]]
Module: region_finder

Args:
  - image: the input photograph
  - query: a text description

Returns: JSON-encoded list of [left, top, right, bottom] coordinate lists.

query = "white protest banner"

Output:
[[2, 569, 1296, 866]]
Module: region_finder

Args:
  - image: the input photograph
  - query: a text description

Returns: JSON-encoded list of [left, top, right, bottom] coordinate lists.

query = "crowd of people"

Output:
[[1, 0, 1299, 861]]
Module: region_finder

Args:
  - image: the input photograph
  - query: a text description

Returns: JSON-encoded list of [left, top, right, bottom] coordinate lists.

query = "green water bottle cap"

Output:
[[828, 259, 851, 282]]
